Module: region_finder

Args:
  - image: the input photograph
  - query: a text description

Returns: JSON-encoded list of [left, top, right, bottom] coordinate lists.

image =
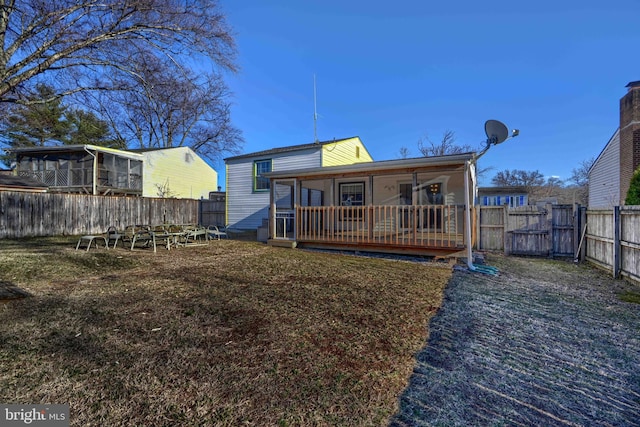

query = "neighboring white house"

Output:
[[589, 81, 640, 207], [589, 129, 621, 207], [225, 137, 373, 230], [477, 186, 529, 208]]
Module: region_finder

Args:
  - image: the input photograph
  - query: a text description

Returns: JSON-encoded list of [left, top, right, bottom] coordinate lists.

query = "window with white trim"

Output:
[[339, 182, 364, 206], [253, 159, 272, 191]]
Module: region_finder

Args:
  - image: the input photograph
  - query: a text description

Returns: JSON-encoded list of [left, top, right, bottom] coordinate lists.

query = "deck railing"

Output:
[[296, 204, 466, 248]]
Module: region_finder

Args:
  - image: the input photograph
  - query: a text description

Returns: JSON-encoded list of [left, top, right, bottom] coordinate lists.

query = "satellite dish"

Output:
[[485, 120, 509, 145]]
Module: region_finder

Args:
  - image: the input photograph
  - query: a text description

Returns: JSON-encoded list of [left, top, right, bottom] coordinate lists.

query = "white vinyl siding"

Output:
[[589, 130, 620, 208], [226, 148, 322, 229]]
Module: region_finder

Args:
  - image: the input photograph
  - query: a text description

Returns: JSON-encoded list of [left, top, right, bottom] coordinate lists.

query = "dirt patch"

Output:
[[390, 253, 640, 426]]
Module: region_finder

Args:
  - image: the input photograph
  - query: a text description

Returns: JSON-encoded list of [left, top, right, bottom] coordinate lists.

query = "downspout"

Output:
[[83, 146, 98, 195], [464, 160, 476, 271]]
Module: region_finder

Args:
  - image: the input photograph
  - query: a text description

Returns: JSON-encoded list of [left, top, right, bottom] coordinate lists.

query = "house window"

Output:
[[483, 196, 489, 206], [254, 159, 272, 192], [340, 182, 364, 206], [519, 195, 525, 206], [340, 182, 364, 219]]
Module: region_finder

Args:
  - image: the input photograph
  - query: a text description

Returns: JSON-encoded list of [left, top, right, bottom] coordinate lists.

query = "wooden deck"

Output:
[[270, 204, 470, 257]]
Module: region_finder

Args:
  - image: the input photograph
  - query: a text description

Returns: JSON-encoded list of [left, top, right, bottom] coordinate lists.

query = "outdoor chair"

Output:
[[207, 225, 228, 240]]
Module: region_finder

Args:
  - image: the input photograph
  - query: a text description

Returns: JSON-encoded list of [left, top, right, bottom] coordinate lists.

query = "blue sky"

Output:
[[214, 0, 640, 188]]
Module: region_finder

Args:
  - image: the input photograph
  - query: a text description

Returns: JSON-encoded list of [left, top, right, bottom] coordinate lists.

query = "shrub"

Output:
[[625, 167, 640, 205]]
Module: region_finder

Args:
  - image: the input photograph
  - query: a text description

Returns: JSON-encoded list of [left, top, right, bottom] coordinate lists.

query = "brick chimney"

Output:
[[619, 81, 640, 203]]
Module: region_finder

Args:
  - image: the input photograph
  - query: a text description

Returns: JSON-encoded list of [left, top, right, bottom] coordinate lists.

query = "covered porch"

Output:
[[265, 153, 477, 257]]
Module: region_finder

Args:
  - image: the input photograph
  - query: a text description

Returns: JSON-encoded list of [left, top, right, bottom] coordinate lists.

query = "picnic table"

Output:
[[75, 234, 109, 251], [78, 224, 211, 253]]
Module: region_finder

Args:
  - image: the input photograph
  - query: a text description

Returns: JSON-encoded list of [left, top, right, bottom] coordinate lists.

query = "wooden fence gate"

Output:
[[199, 196, 226, 228], [478, 204, 580, 257]]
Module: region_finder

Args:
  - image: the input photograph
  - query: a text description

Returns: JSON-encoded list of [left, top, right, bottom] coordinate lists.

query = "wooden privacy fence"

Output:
[[478, 203, 640, 283], [477, 204, 579, 258], [585, 206, 640, 283], [199, 198, 226, 228], [0, 191, 199, 238]]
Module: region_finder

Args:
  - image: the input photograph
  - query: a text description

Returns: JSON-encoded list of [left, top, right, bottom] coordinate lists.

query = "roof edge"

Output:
[[224, 136, 361, 162], [264, 152, 474, 179]]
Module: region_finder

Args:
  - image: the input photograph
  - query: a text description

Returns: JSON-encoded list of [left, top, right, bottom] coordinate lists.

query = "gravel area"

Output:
[[390, 254, 640, 427]]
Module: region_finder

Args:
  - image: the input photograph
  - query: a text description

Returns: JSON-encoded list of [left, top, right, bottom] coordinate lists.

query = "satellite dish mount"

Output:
[[476, 119, 519, 159], [485, 119, 509, 146]]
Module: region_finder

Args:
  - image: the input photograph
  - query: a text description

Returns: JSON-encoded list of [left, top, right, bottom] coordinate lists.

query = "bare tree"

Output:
[[90, 52, 242, 161], [0, 0, 236, 103], [398, 146, 410, 159], [537, 176, 565, 199], [569, 157, 595, 188], [567, 157, 594, 205], [417, 130, 475, 157], [492, 169, 545, 188], [414, 129, 493, 179], [1, 0, 241, 160]]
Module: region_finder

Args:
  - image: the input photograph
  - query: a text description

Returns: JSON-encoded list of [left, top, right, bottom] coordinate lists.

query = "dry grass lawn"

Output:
[[0, 237, 451, 426]]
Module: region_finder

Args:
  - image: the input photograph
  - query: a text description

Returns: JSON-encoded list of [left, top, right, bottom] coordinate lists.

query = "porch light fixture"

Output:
[[464, 120, 519, 273]]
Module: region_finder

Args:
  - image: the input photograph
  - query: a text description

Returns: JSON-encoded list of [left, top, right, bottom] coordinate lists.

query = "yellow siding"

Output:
[[142, 147, 218, 199], [321, 137, 373, 167]]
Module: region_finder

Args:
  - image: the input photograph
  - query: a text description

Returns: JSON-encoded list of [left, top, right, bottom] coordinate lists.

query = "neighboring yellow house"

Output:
[[12, 145, 217, 199], [137, 147, 218, 199]]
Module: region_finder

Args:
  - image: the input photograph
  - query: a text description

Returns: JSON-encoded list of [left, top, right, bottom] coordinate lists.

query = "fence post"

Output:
[[503, 205, 509, 255], [573, 204, 580, 259], [476, 206, 481, 251], [579, 206, 587, 262], [613, 205, 621, 279], [546, 203, 553, 257]]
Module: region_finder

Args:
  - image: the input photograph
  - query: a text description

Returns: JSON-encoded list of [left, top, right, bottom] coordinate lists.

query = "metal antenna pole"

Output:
[[313, 74, 318, 143]]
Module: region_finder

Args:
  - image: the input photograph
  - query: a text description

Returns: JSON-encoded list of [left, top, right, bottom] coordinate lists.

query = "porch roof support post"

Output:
[[368, 175, 374, 240], [411, 173, 418, 205], [294, 179, 300, 241], [330, 178, 335, 206], [269, 178, 276, 239], [464, 160, 475, 271], [84, 146, 98, 195]]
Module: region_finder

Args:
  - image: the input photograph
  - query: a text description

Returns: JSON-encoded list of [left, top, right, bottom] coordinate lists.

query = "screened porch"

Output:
[[15, 146, 143, 196]]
